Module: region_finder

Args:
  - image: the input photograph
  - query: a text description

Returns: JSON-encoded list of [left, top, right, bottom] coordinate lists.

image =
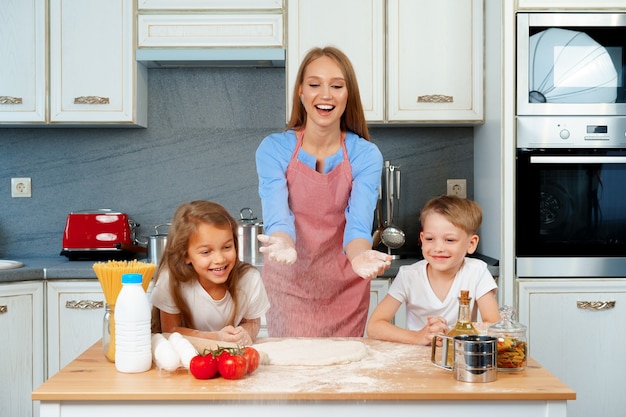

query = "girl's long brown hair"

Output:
[[287, 46, 370, 141], [151, 201, 252, 333]]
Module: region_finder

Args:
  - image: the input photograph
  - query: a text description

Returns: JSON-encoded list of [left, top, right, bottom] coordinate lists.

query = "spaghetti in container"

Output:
[[93, 260, 155, 362], [488, 305, 528, 372]]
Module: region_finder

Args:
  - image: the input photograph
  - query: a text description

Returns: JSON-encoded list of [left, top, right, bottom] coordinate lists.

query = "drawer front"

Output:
[[138, 0, 282, 10], [138, 14, 284, 48]]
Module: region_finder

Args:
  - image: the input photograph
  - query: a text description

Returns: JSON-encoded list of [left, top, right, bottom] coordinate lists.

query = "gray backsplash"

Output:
[[0, 67, 473, 259]]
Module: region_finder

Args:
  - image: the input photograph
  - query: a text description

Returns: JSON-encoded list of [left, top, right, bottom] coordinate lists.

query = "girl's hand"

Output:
[[218, 325, 253, 346]]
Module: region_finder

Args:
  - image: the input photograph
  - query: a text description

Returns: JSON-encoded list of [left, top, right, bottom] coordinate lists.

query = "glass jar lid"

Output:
[[489, 305, 527, 335]]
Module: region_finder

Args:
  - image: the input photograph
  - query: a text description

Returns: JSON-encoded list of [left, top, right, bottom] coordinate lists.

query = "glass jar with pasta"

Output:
[[488, 305, 528, 372]]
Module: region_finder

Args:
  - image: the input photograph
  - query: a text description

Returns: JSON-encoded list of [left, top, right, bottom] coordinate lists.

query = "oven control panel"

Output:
[[517, 116, 626, 148]]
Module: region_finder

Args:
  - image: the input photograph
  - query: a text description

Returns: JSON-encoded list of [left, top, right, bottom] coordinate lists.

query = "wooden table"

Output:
[[33, 338, 575, 417]]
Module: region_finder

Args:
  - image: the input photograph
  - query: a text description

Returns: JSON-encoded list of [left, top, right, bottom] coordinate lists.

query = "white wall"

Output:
[[473, 1, 508, 303]]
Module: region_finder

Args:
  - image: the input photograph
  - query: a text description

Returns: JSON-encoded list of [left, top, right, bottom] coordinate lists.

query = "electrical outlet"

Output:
[[447, 179, 467, 198], [11, 177, 32, 198]]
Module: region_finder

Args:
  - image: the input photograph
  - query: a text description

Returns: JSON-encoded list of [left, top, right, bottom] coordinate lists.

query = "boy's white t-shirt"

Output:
[[150, 267, 270, 331], [387, 258, 497, 331]]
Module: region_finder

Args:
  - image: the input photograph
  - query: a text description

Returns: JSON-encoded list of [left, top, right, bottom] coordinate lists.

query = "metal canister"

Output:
[[147, 224, 170, 265], [237, 208, 264, 265]]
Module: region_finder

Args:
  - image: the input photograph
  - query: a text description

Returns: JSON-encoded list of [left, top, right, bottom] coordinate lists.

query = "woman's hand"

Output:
[[257, 233, 297, 265], [350, 249, 392, 279], [218, 325, 253, 346]]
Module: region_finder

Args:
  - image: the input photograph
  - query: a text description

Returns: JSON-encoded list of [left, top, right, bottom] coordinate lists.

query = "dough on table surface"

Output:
[[162, 333, 237, 354], [252, 338, 368, 366]]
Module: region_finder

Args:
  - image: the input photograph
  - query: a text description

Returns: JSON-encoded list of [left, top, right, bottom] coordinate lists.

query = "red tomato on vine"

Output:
[[242, 347, 260, 374], [217, 353, 248, 380], [189, 352, 218, 380]]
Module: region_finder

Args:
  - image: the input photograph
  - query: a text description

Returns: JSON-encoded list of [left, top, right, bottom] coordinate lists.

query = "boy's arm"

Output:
[[476, 289, 500, 323], [367, 295, 442, 345]]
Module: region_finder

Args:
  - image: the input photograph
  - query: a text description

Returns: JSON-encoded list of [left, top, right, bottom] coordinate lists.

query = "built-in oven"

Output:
[[516, 118, 626, 277], [516, 12, 626, 278], [517, 13, 626, 117]]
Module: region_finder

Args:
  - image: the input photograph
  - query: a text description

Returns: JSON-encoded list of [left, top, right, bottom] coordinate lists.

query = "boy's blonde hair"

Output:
[[419, 195, 483, 235]]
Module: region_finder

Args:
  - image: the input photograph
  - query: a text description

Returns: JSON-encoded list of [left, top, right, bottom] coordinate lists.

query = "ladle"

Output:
[[372, 186, 384, 247], [381, 189, 406, 249], [381, 163, 406, 251]]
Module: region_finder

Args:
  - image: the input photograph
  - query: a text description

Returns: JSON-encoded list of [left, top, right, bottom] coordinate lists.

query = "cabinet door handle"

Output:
[[74, 96, 110, 105], [0, 305, 7, 314], [417, 94, 453, 103], [576, 301, 616, 311], [65, 300, 104, 310], [0, 96, 23, 104]]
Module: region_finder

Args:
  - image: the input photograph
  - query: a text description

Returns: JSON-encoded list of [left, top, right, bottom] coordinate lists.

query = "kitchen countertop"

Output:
[[0, 257, 100, 283], [381, 253, 499, 278], [33, 337, 574, 417], [1, 253, 499, 284]]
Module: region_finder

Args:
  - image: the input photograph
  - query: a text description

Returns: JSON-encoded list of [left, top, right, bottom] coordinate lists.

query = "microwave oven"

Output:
[[517, 13, 626, 117]]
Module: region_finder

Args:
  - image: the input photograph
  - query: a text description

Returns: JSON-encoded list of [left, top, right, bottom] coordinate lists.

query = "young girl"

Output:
[[366, 195, 500, 345], [150, 201, 270, 346]]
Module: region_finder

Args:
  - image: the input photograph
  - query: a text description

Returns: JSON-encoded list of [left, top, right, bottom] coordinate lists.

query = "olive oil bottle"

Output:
[[446, 290, 478, 365]]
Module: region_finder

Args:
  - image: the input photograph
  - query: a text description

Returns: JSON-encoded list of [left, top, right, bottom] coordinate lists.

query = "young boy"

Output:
[[366, 195, 500, 345]]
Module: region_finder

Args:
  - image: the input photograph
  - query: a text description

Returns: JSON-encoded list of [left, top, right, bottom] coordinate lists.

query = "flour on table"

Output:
[[253, 339, 368, 366]]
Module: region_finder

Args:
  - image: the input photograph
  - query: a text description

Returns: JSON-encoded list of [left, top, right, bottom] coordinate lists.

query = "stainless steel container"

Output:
[[237, 208, 263, 265], [431, 335, 498, 383], [147, 224, 170, 265]]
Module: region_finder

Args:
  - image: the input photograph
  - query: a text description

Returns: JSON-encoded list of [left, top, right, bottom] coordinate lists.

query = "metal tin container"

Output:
[[431, 334, 498, 383], [147, 224, 170, 265], [237, 208, 263, 265]]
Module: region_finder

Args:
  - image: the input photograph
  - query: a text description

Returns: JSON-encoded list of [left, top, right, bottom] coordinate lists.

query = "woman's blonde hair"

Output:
[[286, 46, 370, 141], [419, 195, 483, 235], [151, 200, 252, 333]]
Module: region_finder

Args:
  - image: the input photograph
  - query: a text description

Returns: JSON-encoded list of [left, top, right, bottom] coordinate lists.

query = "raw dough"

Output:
[[252, 339, 368, 366]]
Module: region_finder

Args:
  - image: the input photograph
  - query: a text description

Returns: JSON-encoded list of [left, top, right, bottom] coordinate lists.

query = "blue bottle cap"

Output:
[[122, 273, 143, 284]]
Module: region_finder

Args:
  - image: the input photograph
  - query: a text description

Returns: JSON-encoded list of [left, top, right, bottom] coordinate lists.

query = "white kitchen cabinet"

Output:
[[138, 0, 282, 9], [286, 0, 483, 124], [46, 279, 155, 377], [367, 279, 390, 337], [0, 0, 46, 123], [518, 279, 626, 417], [0, 281, 44, 417], [49, 0, 147, 126], [367, 278, 406, 334], [517, 0, 626, 9], [286, 0, 385, 122], [0, 0, 147, 126], [46, 280, 106, 377], [387, 0, 483, 122], [137, 14, 284, 49], [136, 0, 284, 63]]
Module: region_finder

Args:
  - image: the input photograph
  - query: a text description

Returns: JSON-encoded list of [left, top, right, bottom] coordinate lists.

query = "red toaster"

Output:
[[60, 209, 141, 260]]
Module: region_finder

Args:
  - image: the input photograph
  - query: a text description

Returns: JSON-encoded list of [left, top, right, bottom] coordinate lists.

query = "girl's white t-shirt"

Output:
[[150, 267, 270, 331], [387, 258, 497, 331]]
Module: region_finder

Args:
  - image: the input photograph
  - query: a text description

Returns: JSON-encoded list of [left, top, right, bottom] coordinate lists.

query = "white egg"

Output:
[[168, 332, 183, 343], [167, 332, 198, 369], [152, 333, 181, 371]]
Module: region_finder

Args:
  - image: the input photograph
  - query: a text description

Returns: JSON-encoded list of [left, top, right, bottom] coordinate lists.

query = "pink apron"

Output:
[[262, 132, 370, 337]]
